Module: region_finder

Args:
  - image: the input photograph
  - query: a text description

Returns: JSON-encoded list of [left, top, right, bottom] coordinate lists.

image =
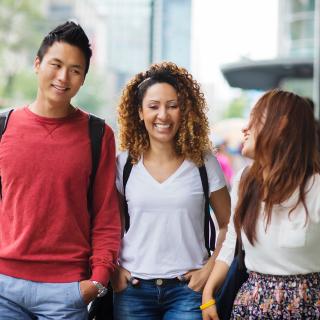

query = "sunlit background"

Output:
[[0, 0, 318, 180]]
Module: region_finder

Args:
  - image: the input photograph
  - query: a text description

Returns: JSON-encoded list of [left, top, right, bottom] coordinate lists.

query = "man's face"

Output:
[[34, 41, 86, 106]]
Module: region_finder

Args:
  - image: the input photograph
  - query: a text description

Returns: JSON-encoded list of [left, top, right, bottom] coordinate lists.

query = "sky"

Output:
[[190, 0, 279, 120], [191, 0, 278, 81]]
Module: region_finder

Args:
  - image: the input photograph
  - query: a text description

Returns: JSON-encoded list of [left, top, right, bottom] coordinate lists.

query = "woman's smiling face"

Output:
[[139, 82, 181, 146]]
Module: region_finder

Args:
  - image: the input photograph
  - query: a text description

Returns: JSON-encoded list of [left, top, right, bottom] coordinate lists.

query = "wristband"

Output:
[[200, 298, 216, 310]]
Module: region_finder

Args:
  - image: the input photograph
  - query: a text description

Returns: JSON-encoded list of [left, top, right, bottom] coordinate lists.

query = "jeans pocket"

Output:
[[185, 283, 202, 295], [74, 282, 87, 308], [114, 282, 132, 294]]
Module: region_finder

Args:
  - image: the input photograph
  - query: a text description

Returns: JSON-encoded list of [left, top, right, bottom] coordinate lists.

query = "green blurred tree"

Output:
[[73, 70, 108, 116], [224, 93, 249, 118], [0, 0, 44, 107]]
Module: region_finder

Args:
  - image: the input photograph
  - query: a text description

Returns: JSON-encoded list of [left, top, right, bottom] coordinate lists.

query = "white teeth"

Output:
[[154, 124, 170, 129], [53, 85, 68, 91]]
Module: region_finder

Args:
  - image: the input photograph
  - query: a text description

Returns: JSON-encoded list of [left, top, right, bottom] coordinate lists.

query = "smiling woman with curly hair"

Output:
[[112, 62, 231, 320], [118, 62, 211, 165]]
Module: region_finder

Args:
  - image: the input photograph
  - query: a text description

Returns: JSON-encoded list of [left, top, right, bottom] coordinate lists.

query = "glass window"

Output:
[[280, 78, 313, 97], [290, 0, 315, 13], [289, 17, 314, 41]]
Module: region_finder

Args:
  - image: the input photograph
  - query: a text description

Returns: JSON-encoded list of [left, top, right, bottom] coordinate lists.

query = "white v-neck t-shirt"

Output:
[[116, 151, 226, 279]]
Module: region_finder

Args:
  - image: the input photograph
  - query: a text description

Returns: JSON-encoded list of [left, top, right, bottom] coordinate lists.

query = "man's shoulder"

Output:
[[78, 108, 114, 137]]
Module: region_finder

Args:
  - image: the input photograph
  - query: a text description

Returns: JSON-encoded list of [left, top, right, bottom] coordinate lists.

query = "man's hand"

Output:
[[79, 280, 99, 305]]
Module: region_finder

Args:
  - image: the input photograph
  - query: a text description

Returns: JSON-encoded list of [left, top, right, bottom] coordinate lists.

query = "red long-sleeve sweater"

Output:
[[0, 107, 121, 286]]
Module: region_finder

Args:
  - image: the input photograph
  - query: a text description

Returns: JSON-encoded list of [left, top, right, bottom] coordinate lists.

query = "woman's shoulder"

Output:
[[203, 151, 220, 167], [306, 173, 320, 193], [116, 150, 130, 170], [117, 150, 129, 161]]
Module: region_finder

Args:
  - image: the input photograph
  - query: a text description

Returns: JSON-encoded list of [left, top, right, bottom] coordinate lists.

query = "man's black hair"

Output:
[[37, 21, 92, 75]]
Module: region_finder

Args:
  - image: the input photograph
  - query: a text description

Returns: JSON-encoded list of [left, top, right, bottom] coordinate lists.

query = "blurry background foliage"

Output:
[[0, 0, 43, 107], [223, 93, 249, 119], [0, 0, 105, 115]]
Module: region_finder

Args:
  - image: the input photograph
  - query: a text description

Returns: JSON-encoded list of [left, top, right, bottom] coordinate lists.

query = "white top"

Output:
[[116, 151, 226, 279], [217, 168, 320, 275]]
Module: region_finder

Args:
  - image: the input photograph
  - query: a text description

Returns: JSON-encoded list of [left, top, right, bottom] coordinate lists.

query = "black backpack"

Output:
[[0, 109, 105, 208]]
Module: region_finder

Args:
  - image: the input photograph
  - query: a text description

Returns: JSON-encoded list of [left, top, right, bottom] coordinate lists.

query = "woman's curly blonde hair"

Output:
[[117, 62, 212, 166]]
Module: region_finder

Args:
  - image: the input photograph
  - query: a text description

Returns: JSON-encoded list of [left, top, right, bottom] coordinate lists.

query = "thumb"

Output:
[[180, 272, 192, 281]]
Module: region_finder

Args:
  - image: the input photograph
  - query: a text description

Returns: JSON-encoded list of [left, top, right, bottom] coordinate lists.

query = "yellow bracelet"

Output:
[[200, 298, 216, 310]]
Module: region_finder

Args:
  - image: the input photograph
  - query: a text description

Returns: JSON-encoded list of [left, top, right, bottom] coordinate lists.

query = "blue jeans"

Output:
[[113, 278, 202, 320], [0, 273, 88, 320]]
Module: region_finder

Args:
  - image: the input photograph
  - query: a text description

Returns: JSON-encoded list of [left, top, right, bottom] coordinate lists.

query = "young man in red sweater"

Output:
[[0, 21, 121, 319]]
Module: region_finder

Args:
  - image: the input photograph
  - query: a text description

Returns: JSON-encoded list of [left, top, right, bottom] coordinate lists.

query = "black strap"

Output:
[[199, 165, 216, 255], [123, 155, 133, 232], [0, 109, 14, 198], [87, 114, 105, 215], [0, 109, 14, 139], [234, 166, 249, 269]]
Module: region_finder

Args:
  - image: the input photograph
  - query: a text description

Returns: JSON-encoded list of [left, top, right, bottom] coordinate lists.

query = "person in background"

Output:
[[112, 62, 231, 320], [0, 21, 121, 319], [215, 139, 234, 188], [202, 89, 320, 319]]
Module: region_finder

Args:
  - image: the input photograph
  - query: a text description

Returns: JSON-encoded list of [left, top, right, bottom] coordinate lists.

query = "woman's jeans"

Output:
[[113, 278, 202, 320], [0, 273, 88, 320]]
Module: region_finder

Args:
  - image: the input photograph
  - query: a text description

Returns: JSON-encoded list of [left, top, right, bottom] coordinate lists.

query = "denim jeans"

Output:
[[113, 278, 202, 320], [0, 273, 88, 320]]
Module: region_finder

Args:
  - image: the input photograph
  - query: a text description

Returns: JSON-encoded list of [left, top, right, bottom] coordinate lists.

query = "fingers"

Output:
[[182, 271, 192, 281], [129, 276, 140, 285]]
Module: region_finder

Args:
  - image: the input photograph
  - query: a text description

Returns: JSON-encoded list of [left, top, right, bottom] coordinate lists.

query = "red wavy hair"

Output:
[[234, 89, 320, 244]]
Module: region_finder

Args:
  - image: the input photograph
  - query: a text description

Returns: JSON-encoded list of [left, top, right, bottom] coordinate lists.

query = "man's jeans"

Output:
[[0, 273, 88, 320], [113, 278, 202, 320]]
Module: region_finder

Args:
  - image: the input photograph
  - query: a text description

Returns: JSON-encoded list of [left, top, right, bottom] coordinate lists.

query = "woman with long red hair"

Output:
[[202, 89, 320, 319]]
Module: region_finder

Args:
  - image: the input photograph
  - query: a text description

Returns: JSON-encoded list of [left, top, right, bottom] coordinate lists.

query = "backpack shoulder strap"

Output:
[[235, 166, 250, 263], [199, 164, 216, 255], [0, 109, 14, 139], [123, 155, 133, 232], [87, 114, 105, 214], [0, 109, 14, 198]]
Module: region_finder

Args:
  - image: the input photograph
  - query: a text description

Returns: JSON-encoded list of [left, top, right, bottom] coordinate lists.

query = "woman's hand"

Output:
[[110, 265, 135, 293], [202, 304, 220, 320], [183, 264, 211, 292]]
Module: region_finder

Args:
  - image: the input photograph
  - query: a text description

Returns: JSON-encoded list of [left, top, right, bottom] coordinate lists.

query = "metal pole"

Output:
[[149, 0, 155, 64], [313, 0, 320, 119]]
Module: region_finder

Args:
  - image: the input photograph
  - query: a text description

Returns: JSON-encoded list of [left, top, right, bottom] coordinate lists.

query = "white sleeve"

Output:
[[216, 167, 245, 266], [204, 152, 226, 194], [116, 151, 129, 195]]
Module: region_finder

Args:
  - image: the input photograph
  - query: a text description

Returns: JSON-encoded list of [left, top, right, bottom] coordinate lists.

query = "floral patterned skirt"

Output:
[[231, 271, 320, 319]]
